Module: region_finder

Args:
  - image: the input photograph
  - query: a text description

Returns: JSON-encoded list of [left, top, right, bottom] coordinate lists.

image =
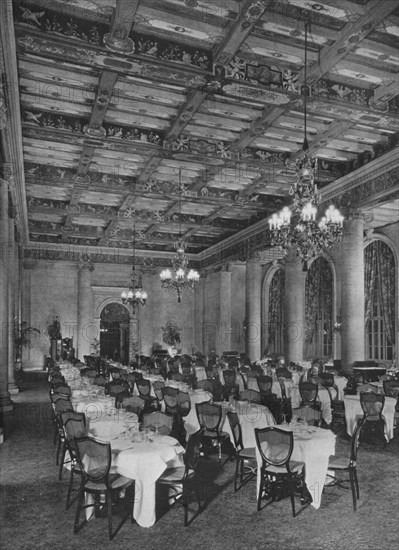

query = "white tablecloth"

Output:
[[113, 437, 185, 527], [344, 394, 396, 441], [72, 395, 115, 421], [256, 426, 336, 510], [194, 366, 207, 381], [334, 376, 348, 400], [221, 402, 276, 448]]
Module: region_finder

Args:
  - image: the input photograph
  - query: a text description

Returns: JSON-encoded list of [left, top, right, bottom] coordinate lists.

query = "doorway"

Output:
[[100, 303, 130, 363]]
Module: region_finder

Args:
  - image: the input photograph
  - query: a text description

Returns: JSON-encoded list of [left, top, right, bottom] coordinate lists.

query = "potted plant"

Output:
[[14, 319, 41, 377], [162, 321, 181, 353]]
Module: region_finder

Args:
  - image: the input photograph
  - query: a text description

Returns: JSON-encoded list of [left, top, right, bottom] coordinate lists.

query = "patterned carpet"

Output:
[[1, 373, 398, 550]]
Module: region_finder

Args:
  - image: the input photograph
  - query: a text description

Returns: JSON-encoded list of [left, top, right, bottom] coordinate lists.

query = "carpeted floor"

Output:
[[1, 373, 398, 550]]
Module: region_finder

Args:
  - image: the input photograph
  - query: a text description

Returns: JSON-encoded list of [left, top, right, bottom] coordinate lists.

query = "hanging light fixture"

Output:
[[160, 169, 200, 302], [121, 223, 148, 313], [268, 14, 344, 271]]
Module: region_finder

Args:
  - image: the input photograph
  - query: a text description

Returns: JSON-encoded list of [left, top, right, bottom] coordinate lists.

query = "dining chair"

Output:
[[105, 381, 130, 397], [325, 420, 363, 510], [239, 389, 261, 404], [93, 374, 108, 387], [196, 379, 214, 394], [254, 426, 307, 517], [195, 402, 230, 465], [114, 390, 133, 410], [58, 410, 87, 481], [142, 411, 173, 435], [50, 384, 72, 397], [53, 397, 74, 463], [296, 381, 322, 426], [136, 379, 159, 411], [74, 437, 135, 540], [226, 411, 257, 492], [222, 369, 239, 400], [383, 380, 399, 425], [122, 396, 145, 419], [319, 372, 334, 388], [276, 368, 292, 379], [63, 415, 87, 509], [156, 428, 205, 526], [326, 384, 346, 434], [356, 392, 386, 445], [277, 378, 292, 423], [153, 380, 165, 404]]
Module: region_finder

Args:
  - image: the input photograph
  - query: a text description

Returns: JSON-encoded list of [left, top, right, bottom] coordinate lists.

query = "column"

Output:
[[245, 256, 262, 362], [129, 314, 140, 361], [8, 217, 18, 394], [219, 269, 232, 353], [0, 179, 13, 412], [341, 214, 365, 374], [194, 277, 204, 353], [77, 264, 94, 360], [21, 260, 35, 369], [284, 249, 306, 364]]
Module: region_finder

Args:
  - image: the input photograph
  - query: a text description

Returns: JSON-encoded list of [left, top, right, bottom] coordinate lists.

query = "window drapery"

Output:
[[305, 257, 333, 347], [364, 240, 395, 346], [266, 269, 285, 355]]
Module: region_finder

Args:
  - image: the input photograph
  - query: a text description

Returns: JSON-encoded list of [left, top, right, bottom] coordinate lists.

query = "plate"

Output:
[[154, 435, 178, 446]]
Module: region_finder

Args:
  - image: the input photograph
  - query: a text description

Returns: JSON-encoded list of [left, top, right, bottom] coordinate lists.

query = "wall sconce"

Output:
[[333, 310, 342, 333]]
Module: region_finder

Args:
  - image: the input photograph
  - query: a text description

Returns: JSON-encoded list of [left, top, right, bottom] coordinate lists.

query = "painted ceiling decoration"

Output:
[[1, 0, 399, 267]]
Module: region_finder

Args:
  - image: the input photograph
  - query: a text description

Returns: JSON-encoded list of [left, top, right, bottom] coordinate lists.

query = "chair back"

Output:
[[54, 397, 73, 416], [222, 370, 236, 386], [93, 375, 108, 387], [276, 368, 292, 379], [196, 379, 214, 393], [177, 391, 191, 417], [326, 384, 340, 404], [226, 411, 244, 451], [184, 428, 205, 472], [195, 402, 222, 433], [64, 416, 88, 455], [257, 375, 273, 393], [299, 381, 318, 405], [142, 411, 173, 434], [123, 396, 145, 416], [383, 380, 399, 398], [163, 389, 179, 415], [254, 427, 293, 469], [136, 378, 151, 397], [75, 436, 111, 483], [107, 382, 130, 397], [319, 372, 334, 387], [115, 390, 132, 409], [239, 389, 261, 404], [153, 380, 165, 401], [61, 410, 86, 431], [171, 373, 184, 382], [359, 392, 385, 417]]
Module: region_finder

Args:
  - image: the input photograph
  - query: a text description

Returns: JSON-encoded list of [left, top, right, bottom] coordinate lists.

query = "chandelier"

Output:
[[268, 15, 344, 271], [160, 170, 200, 302], [121, 224, 148, 313]]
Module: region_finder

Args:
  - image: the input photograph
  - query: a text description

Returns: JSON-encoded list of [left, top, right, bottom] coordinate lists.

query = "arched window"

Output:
[[265, 269, 285, 356], [305, 257, 333, 359], [364, 240, 395, 362]]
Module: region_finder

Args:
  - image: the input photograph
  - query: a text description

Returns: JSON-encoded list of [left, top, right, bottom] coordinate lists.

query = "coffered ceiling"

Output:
[[2, 0, 399, 264]]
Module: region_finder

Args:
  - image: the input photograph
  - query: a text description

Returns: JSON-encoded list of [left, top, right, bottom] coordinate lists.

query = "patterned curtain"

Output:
[[266, 269, 285, 355], [305, 257, 333, 345], [364, 241, 395, 344]]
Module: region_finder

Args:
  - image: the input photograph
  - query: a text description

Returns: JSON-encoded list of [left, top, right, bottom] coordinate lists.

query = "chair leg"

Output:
[[58, 441, 66, 480], [107, 489, 113, 540], [218, 441, 222, 465], [353, 468, 360, 499], [66, 468, 75, 510], [257, 471, 264, 511], [74, 487, 85, 534], [290, 485, 296, 517], [234, 457, 240, 492], [349, 470, 357, 511]]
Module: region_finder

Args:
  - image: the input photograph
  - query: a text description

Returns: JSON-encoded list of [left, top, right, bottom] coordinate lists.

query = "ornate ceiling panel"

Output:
[[2, 0, 398, 264]]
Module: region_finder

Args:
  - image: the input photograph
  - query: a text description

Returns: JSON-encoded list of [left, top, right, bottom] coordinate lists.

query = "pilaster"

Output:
[[245, 255, 262, 362], [284, 249, 306, 364]]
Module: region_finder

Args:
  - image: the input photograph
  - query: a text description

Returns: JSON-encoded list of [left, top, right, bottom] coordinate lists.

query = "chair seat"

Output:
[[85, 473, 133, 492], [265, 460, 304, 475], [238, 447, 256, 460], [328, 455, 350, 470], [157, 466, 194, 484], [203, 430, 230, 439]]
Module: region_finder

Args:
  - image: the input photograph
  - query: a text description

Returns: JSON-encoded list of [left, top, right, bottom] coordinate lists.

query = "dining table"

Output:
[[87, 417, 185, 528], [220, 401, 276, 448], [255, 423, 336, 510], [343, 393, 396, 441]]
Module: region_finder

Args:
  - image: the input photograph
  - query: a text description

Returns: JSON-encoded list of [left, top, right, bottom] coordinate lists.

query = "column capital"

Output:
[[343, 207, 374, 223], [78, 262, 94, 273]]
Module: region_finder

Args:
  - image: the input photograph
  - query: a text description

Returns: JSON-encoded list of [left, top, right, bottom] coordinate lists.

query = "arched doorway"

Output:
[[100, 303, 130, 363]]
